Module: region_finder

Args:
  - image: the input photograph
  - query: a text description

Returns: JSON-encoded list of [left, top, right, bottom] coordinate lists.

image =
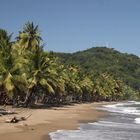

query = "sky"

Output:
[[0, 0, 140, 56]]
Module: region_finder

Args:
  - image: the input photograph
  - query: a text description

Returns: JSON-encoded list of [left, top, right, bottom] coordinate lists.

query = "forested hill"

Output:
[[56, 47, 140, 91]]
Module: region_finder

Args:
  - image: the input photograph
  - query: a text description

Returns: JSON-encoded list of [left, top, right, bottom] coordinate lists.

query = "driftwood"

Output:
[[5, 114, 32, 123], [0, 110, 16, 116]]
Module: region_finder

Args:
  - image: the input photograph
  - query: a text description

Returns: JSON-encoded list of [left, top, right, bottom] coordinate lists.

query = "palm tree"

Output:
[[0, 29, 27, 105], [14, 22, 65, 107], [63, 65, 83, 102], [16, 22, 42, 50], [23, 47, 64, 106], [80, 76, 93, 101], [0, 29, 12, 45]]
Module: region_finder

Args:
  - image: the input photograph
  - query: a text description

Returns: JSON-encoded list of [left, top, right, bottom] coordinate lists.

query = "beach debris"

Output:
[[19, 123, 29, 126], [5, 114, 32, 123], [0, 110, 16, 116], [24, 123, 28, 126], [5, 116, 25, 123]]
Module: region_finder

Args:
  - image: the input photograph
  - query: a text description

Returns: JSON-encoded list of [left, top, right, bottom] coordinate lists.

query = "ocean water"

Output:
[[49, 101, 140, 140]]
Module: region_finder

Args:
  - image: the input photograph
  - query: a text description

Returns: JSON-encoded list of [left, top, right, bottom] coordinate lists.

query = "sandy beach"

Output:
[[0, 103, 108, 140]]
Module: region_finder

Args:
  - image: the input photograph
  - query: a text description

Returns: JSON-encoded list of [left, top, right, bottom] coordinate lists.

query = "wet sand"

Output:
[[0, 102, 109, 140]]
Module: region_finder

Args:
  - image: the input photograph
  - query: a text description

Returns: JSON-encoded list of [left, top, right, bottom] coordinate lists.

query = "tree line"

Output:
[[0, 22, 139, 107], [56, 47, 140, 91]]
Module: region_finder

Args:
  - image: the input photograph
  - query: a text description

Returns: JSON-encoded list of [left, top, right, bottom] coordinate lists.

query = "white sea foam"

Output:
[[102, 101, 140, 115], [49, 101, 140, 140], [128, 100, 140, 105], [133, 101, 140, 105], [49, 129, 100, 140], [135, 118, 140, 124], [49, 120, 140, 140], [89, 121, 140, 129]]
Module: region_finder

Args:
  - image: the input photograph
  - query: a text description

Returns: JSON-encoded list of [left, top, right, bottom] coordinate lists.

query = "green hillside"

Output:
[[56, 47, 140, 91]]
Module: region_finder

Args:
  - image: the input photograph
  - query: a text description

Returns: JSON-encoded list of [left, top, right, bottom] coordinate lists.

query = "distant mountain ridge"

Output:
[[56, 47, 140, 91]]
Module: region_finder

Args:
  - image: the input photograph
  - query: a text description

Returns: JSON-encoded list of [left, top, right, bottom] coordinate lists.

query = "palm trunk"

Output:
[[23, 89, 32, 107]]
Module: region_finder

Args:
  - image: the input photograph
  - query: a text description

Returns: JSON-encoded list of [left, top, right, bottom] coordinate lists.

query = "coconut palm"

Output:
[[16, 22, 42, 50], [63, 65, 83, 102], [80, 76, 94, 101], [22, 47, 65, 106], [0, 30, 28, 105]]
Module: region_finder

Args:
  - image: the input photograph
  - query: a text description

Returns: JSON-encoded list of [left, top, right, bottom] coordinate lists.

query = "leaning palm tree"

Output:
[[0, 29, 14, 102], [23, 47, 61, 107], [14, 22, 64, 107], [0, 30, 28, 105]]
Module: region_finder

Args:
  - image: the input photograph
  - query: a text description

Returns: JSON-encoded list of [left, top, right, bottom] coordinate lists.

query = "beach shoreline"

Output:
[[0, 102, 110, 140]]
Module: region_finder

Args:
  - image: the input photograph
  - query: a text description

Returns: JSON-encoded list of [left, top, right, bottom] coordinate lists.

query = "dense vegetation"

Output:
[[0, 22, 139, 107], [56, 47, 140, 92]]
